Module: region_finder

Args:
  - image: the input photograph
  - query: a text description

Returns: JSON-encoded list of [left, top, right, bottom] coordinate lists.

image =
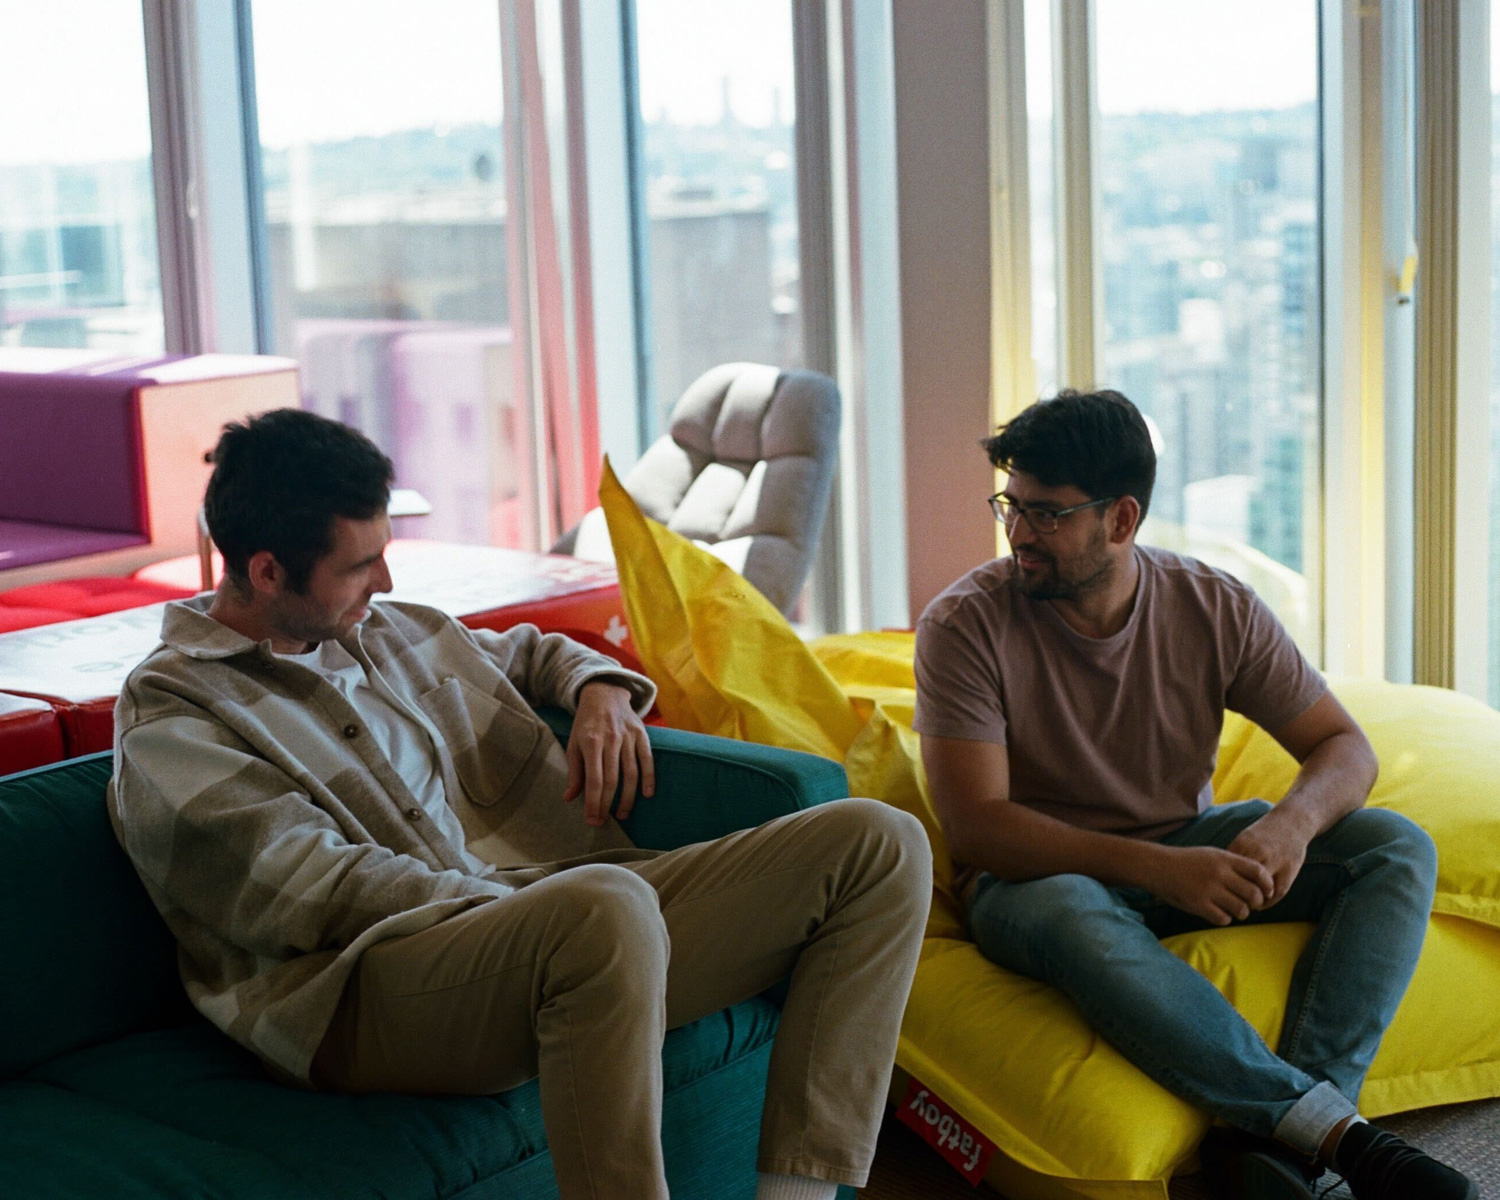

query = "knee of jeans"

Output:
[[970, 874, 1130, 976], [1346, 807, 1438, 884], [1012, 874, 1128, 945]]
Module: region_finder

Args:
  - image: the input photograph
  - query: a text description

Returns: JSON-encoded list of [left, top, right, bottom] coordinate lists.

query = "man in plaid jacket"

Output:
[[109, 409, 930, 1200]]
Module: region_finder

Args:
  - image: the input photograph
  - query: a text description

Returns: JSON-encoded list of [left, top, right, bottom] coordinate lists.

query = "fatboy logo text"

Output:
[[895, 1075, 997, 1185]]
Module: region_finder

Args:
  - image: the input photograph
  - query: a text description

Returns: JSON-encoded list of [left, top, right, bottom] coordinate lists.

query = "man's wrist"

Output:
[[579, 677, 634, 703], [1099, 835, 1172, 892], [1258, 797, 1320, 845]]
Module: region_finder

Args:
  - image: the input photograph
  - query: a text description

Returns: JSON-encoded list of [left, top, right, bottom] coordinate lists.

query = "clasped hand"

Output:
[[1150, 812, 1310, 926], [563, 681, 656, 827]]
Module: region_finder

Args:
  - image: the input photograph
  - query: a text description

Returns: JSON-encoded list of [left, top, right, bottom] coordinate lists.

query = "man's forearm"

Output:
[[469, 624, 654, 713], [1262, 729, 1377, 841], [952, 800, 1169, 890]]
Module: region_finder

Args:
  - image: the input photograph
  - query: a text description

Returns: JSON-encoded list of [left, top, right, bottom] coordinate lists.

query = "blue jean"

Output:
[[965, 801, 1438, 1155]]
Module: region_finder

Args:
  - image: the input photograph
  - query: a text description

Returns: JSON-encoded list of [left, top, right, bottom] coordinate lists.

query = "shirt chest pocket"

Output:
[[418, 676, 544, 808]]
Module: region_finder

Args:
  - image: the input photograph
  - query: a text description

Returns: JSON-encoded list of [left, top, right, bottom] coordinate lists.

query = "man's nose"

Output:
[[373, 556, 394, 594], [1007, 517, 1038, 548]]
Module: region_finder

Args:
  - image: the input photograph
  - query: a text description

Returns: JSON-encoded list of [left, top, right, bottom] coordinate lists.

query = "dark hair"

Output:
[[982, 388, 1156, 521], [204, 409, 394, 593]]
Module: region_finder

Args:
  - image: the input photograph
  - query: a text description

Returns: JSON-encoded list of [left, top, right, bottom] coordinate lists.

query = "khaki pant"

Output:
[[312, 798, 931, 1199]]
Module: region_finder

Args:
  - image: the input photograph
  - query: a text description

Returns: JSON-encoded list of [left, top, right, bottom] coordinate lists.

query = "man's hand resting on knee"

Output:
[[1147, 690, 1380, 924], [1146, 846, 1276, 926], [1225, 809, 1312, 909], [564, 681, 656, 826]]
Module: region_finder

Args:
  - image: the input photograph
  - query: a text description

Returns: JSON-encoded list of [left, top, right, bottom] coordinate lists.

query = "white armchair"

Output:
[[555, 362, 841, 616]]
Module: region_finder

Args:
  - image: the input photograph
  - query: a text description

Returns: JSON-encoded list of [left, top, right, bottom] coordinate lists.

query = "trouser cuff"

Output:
[[756, 1158, 867, 1188], [1271, 1080, 1358, 1158]]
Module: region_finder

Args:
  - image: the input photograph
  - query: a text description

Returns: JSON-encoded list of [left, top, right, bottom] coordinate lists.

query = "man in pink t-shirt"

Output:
[[914, 390, 1473, 1200]]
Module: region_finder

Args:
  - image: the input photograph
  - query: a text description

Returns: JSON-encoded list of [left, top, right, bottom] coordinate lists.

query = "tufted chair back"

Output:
[[557, 363, 841, 616]]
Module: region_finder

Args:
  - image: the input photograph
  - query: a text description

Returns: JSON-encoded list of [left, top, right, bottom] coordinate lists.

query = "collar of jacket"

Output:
[[160, 595, 308, 665]]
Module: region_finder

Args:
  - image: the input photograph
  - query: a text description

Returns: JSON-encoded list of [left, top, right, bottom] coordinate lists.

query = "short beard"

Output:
[[267, 590, 345, 648], [1014, 526, 1114, 601]]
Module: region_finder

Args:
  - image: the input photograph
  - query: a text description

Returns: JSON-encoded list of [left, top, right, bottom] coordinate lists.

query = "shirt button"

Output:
[[406, 807, 422, 821], [343, 724, 359, 738]]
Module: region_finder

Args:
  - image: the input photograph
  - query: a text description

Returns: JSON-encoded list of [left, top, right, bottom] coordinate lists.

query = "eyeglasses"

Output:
[[987, 494, 1117, 534]]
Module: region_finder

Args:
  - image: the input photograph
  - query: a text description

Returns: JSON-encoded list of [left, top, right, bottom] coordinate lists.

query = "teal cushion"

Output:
[[1, 737, 856, 1198], [0, 753, 186, 1077], [0, 724, 848, 1076], [6, 999, 781, 1199]]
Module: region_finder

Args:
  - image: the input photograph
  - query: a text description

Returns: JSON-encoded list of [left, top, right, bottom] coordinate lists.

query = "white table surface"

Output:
[[0, 543, 620, 703]]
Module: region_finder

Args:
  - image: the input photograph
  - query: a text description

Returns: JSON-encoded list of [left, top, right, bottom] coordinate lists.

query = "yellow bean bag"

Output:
[[600, 467, 1500, 1199]]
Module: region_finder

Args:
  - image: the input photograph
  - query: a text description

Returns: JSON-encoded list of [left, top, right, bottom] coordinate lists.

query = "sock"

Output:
[[1331, 1116, 1374, 1172], [754, 1173, 840, 1200]]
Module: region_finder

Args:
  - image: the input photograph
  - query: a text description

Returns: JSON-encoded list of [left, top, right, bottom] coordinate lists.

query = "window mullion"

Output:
[[142, 0, 216, 354], [1412, 0, 1491, 695], [1052, 0, 1098, 391], [574, 0, 644, 474], [841, 0, 909, 632], [1321, 0, 1393, 679], [193, 0, 263, 355], [988, 0, 1035, 426], [1449, 0, 1490, 701], [793, 0, 845, 634], [499, 0, 552, 552]]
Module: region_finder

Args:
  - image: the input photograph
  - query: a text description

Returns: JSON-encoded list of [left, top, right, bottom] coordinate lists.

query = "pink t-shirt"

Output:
[[914, 546, 1326, 846]]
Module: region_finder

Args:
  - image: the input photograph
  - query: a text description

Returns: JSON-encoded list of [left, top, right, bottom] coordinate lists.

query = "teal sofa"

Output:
[[0, 714, 861, 1199]]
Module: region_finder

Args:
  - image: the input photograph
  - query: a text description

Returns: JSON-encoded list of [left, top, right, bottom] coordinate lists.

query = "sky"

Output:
[[0, 0, 511, 164], [250, 0, 505, 149], [0, 2, 155, 164], [634, 0, 796, 126], [4, 0, 1491, 166], [1031, 0, 1318, 118]]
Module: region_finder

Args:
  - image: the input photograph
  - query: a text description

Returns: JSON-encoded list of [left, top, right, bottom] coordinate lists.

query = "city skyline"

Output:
[[7, 42, 1500, 690], [5, 0, 1348, 168]]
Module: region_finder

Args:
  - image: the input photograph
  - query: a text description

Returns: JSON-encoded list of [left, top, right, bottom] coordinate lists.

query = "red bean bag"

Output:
[[0, 577, 194, 619], [0, 606, 75, 633]]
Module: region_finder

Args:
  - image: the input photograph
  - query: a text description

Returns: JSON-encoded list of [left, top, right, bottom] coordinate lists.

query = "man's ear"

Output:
[[1110, 496, 1142, 544], [245, 550, 285, 597]]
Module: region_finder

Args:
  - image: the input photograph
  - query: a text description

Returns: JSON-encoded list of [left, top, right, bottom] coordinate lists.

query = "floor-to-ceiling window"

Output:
[[250, 0, 536, 548], [0, 2, 163, 354], [1094, 0, 1322, 655], [632, 0, 803, 433]]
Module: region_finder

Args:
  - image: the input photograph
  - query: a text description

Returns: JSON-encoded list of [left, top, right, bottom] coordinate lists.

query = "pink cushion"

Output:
[[0, 520, 149, 572], [0, 371, 146, 532]]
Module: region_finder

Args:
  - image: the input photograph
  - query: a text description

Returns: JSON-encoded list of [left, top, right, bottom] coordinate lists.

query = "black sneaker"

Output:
[[1334, 1121, 1478, 1200], [1199, 1126, 1325, 1200]]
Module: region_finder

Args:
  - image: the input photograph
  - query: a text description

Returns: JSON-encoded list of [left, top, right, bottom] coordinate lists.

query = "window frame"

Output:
[[138, 0, 1498, 687], [1411, 0, 1491, 698], [983, 0, 1500, 699], [986, 0, 1473, 682]]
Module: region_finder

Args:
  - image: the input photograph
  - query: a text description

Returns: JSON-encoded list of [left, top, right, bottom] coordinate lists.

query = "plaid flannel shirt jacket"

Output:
[[108, 596, 656, 1084]]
